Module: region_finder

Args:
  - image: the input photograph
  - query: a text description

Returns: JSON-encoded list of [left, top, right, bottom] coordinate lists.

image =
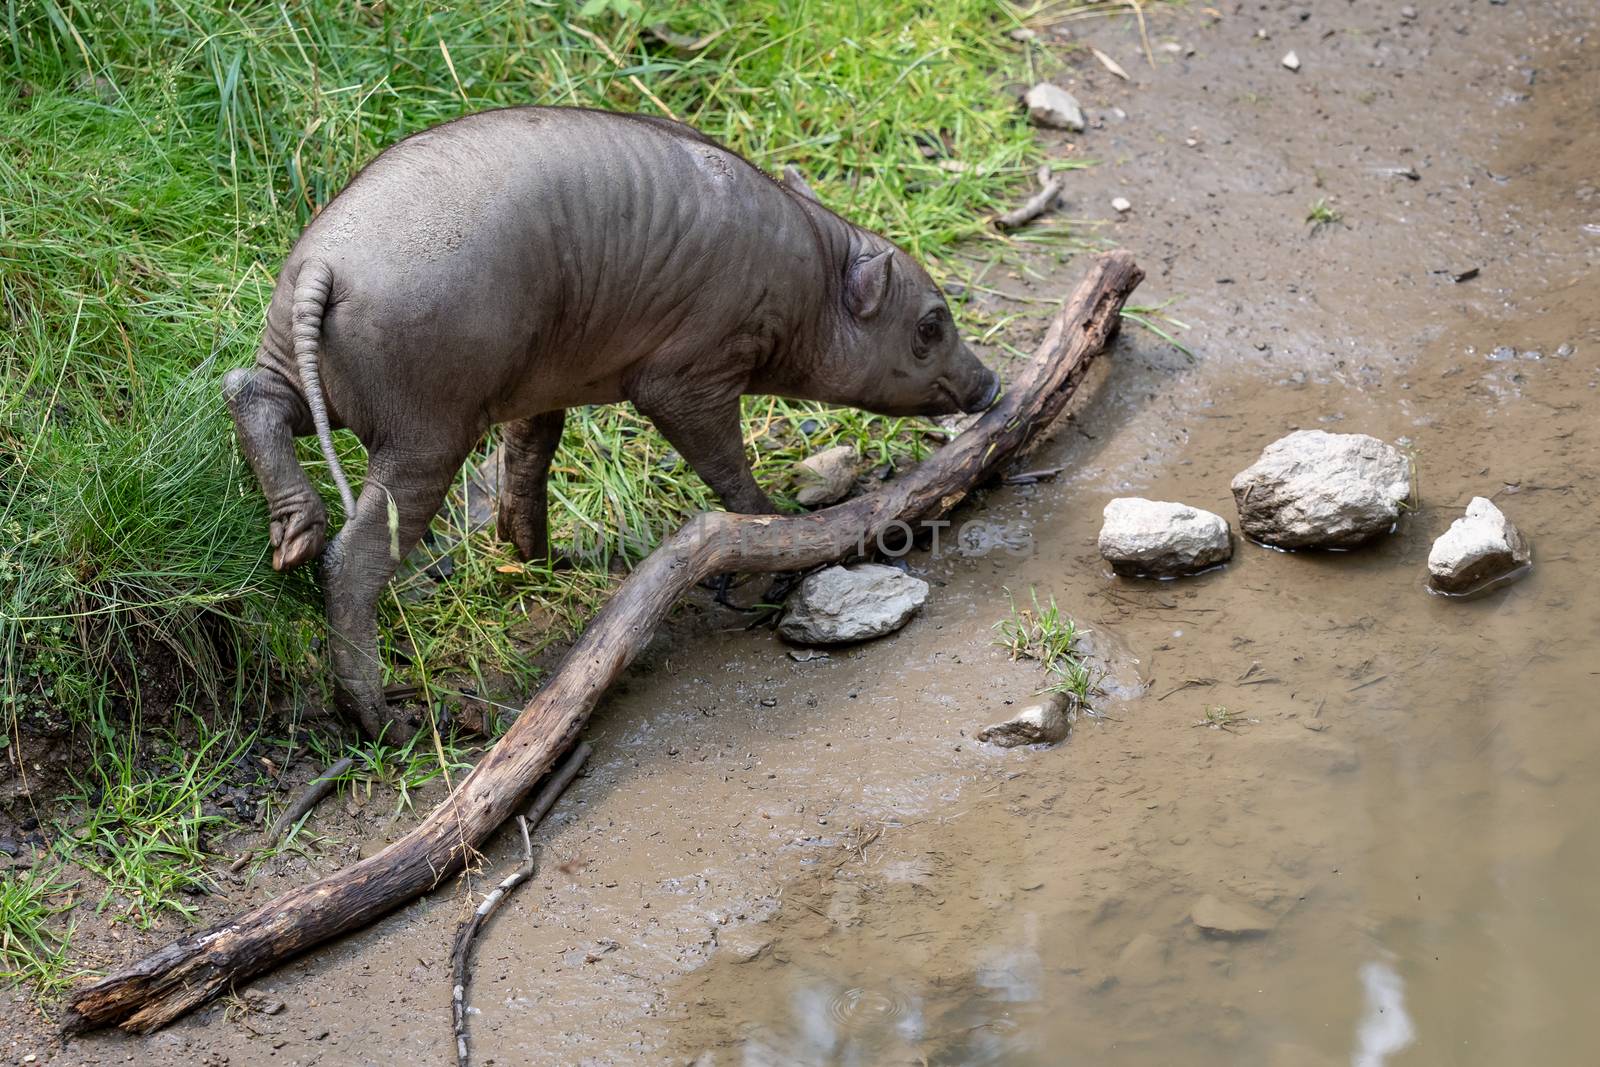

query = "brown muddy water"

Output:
[[40, 3, 1600, 1065]]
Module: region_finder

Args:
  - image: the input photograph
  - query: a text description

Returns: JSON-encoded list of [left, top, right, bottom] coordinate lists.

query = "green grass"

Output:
[[993, 587, 1097, 704], [58, 710, 248, 927], [0, 862, 77, 994], [307, 725, 475, 816]]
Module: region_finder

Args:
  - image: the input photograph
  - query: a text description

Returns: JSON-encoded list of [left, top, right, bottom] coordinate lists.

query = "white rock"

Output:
[[1231, 430, 1412, 549], [1427, 496, 1530, 593], [1024, 82, 1086, 132], [1111, 196, 1132, 214], [1281, 50, 1301, 71], [793, 444, 859, 507], [1191, 894, 1276, 938], [976, 694, 1072, 747], [1098, 497, 1232, 577], [777, 564, 927, 645]]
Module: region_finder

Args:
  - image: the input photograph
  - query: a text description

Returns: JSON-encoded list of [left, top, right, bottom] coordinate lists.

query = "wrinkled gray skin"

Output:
[[223, 107, 1000, 739]]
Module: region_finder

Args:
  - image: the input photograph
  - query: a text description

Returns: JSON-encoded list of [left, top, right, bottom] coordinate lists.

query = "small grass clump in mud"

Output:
[[307, 728, 475, 816], [1306, 197, 1344, 232], [993, 589, 1098, 704], [1193, 704, 1258, 733]]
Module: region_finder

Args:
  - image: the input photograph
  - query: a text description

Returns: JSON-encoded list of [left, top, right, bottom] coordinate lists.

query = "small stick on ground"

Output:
[[450, 742, 591, 1067], [228, 756, 354, 874], [1002, 465, 1065, 485], [994, 165, 1067, 231]]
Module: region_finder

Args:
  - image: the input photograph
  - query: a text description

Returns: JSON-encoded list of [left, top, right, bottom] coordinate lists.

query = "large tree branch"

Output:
[[63, 250, 1142, 1035]]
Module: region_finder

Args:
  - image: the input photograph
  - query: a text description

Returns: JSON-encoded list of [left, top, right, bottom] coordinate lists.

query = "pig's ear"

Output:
[[845, 251, 893, 320], [782, 165, 820, 203]]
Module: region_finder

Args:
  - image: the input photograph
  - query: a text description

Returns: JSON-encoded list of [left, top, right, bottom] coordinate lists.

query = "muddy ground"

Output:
[[8, 0, 1599, 1063]]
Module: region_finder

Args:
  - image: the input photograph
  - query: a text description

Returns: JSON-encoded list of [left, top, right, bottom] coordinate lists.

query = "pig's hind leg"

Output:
[[224, 364, 327, 572], [496, 410, 566, 563], [322, 440, 470, 739]]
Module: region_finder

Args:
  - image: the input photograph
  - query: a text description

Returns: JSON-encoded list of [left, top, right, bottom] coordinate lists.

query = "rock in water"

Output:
[[793, 445, 859, 507], [1098, 498, 1232, 576], [1113, 931, 1170, 987], [1427, 496, 1530, 593], [1231, 430, 1412, 548], [1190, 894, 1276, 938], [976, 694, 1072, 747], [1024, 83, 1086, 132], [777, 564, 928, 644]]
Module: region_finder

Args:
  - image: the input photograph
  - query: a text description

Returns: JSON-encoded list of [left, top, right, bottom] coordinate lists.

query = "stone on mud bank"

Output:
[[1427, 496, 1530, 593], [1098, 497, 1232, 577], [777, 564, 928, 645], [792, 444, 859, 507], [976, 693, 1073, 747], [1190, 894, 1276, 938], [1024, 82, 1086, 132], [714, 924, 772, 964], [1231, 430, 1412, 549]]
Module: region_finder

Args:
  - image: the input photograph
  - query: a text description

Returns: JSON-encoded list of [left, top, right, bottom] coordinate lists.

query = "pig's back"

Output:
[[273, 108, 810, 417], [291, 108, 792, 337]]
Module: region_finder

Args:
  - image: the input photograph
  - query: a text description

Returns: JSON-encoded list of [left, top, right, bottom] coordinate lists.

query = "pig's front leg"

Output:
[[496, 410, 566, 562], [630, 372, 774, 516]]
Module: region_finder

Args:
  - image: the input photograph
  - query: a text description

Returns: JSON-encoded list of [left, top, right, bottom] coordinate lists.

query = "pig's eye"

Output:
[[915, 315, 944, 351]]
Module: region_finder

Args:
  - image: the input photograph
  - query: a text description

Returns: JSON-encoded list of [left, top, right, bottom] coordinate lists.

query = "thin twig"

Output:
[[994, 165, 1067, 231], [1003, 465, 1065, 485], [228, 757, 354, 873], [450, 742, 591, 1067]]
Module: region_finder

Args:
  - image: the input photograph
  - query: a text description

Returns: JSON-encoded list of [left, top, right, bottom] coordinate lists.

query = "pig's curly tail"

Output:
[[291, 258, 358, 518]]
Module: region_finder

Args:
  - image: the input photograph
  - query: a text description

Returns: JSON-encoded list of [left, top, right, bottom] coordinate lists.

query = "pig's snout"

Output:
[[959, 362, 1002, 413]]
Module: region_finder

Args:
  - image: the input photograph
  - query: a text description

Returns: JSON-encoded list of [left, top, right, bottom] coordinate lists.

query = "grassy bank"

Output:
[[0, 0, 1088, 991]]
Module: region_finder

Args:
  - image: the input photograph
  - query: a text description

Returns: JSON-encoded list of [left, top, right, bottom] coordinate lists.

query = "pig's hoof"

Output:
[[270, 500, 328, 572], [339, 690, 418, 744], [371, 710, 419, 745], [497, 503, 550, 564]]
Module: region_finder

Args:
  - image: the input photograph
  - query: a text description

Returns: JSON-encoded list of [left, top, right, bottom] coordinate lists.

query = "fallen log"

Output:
[[63, 250, 1142, 1035]]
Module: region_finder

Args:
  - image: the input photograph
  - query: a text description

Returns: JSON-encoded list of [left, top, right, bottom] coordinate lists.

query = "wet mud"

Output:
[[20, 0, 1600, 1063]]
